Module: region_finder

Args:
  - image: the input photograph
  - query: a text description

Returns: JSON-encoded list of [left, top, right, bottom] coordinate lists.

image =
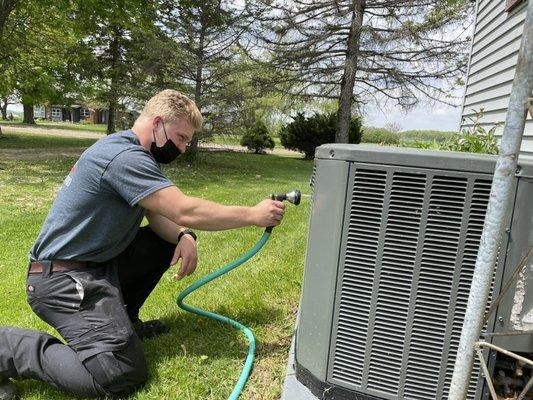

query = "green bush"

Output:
[[443, 131, 499, 154], [280, 112, 362, 159], [400, 130, 455, 143], [401, 110, 500, 155], [361, 127, 400, 144], [441, 109, 500, 154], [360, 128, 454, 145], [240, 120, 275, 154], [399, 139, 443, 150]]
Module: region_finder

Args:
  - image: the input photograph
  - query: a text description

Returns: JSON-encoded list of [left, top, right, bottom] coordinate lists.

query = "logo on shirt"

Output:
[[63, 175, 72, 188], [61, 162, 78, 190]]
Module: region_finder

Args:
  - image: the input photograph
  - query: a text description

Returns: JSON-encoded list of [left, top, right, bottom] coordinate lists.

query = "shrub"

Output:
[[240, 120, 275, 154], [400, 139, 443, 150], [400, 110, 500, 155], [442, 110, 500, 154], [400, 130, 455, 143], [280, 112, 362, 159], [361, 127, 400, 145], [443, 131, 499, 154]]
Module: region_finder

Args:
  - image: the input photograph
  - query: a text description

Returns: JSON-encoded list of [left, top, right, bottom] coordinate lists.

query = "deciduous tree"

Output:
[[0, 1, 80, 123], [72, 0, 158, 133]]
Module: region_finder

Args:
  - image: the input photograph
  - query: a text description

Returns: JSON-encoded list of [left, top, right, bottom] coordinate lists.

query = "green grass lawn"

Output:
[[0, 135, 312, 399], [209, 134, 282, 147], [0, 131, 98, 149]]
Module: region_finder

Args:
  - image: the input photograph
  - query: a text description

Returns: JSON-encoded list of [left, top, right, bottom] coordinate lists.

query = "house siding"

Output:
[[461, 0, 532, 157]]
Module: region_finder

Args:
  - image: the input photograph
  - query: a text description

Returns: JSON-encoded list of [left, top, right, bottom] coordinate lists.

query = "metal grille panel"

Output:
[[367, 172, 426, 395], [403, 177, 467, 399], [329, 166, 494, 400], [441, 180, 493, 400], [331, 169, 387, 386]]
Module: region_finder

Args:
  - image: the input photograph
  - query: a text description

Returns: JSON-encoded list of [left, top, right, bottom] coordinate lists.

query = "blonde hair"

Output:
[[140, 89, 202, 130]]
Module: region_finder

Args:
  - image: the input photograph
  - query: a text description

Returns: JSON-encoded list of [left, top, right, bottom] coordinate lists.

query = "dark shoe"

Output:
[[0, 379, 17, 400], [132, 319, 170, 340]]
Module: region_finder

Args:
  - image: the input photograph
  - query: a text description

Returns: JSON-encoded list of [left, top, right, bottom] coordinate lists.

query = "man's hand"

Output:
[[250, 199, 285, 227], [171, 234, 198, 280]]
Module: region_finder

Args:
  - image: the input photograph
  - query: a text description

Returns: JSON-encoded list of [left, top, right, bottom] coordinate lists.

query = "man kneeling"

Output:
[[0, 90, 285, 398]]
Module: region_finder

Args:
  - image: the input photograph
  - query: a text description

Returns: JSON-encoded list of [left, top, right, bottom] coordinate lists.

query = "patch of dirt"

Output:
[[0, 125, 104, 139], [201, 143, 300, 157]]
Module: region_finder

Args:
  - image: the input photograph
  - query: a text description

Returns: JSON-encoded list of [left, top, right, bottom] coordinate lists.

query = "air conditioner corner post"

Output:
[[448, 1, 533, 399]]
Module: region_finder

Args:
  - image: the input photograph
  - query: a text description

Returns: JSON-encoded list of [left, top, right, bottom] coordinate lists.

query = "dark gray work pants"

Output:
[[0, 226, 175, 397]]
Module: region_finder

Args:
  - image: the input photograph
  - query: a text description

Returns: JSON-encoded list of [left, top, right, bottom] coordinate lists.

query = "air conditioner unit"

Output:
[[293, 144, 533, 400]]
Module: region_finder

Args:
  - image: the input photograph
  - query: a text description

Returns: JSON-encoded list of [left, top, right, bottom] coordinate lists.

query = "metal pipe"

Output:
[[518, 376, 533, 400], [474, 345, 498, 400], [475, 342, 533, 367], [474, 342, 533, 400], [485, 330, 533, 337], [448, 1, 533, 399]]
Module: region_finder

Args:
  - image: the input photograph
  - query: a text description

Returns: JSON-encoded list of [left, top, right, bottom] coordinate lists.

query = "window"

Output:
[[33, 106, 45, 118], [51, 108, 62, 118], [80, 108, 91, 118]]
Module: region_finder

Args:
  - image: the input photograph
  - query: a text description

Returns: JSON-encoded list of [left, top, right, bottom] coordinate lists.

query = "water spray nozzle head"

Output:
[[271, 190, 301, 205], [286, 190, 301, 205]]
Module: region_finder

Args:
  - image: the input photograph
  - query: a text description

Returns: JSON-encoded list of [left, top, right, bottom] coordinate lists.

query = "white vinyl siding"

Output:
[[460, 0, 532, 157]]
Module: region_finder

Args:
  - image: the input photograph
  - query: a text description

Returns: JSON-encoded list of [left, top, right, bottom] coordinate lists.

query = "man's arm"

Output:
[[145, 210, 199, 279], [139, 186, 285, 231], [145, 210, 184, 244]]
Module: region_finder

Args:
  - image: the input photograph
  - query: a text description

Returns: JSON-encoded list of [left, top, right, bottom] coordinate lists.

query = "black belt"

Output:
[[28, 260, 88, 275]]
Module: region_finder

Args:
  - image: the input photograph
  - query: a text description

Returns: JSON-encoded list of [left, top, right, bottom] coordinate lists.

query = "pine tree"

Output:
[[251, 0, 473, 142]]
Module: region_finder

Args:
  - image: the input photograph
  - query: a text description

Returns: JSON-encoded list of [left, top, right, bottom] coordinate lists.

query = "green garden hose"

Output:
[[176, 227, 273, 400]]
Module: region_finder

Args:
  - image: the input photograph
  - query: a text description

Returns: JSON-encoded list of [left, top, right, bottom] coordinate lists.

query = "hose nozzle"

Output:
[[270, 189, 301, 205]]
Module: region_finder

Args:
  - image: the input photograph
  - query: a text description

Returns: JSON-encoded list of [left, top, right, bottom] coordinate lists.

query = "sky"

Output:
[[364, 102, 463, 132]]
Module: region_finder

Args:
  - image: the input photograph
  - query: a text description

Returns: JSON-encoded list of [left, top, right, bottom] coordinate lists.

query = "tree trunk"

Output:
[[0, 97, 8, 120], [188, 24, 205, 159], [188, 71, 202, 157], [23, 102, 35, 124], [107, 26, 121, 135], [336, 0, 366, 143], [0, 0, 18, 40]]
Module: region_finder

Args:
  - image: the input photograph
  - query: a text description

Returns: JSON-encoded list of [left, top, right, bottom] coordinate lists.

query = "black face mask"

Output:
[[151, 121, 181, 164]]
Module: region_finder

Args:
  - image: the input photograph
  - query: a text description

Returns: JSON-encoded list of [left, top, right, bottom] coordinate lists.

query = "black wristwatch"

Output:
[[178, 229, 197, 242]]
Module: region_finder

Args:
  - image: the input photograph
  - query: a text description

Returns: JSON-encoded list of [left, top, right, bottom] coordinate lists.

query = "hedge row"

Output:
[[361, 128, 456, 145]]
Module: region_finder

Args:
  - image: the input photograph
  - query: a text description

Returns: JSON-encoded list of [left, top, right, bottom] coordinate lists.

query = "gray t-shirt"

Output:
[[30, 130, 174, 262]]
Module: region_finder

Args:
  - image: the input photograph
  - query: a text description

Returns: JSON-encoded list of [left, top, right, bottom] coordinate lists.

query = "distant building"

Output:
[[33, 104, 137, 125], [34, 105, 46, 119], [50, 105, 92, 122], [33, 105, 91, 122], [460, 0, 532, 157], [90, 109, 108, 124]]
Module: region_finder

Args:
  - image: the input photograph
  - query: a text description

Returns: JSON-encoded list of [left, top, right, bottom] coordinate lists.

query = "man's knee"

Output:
[[83, 339, 147, 396]]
